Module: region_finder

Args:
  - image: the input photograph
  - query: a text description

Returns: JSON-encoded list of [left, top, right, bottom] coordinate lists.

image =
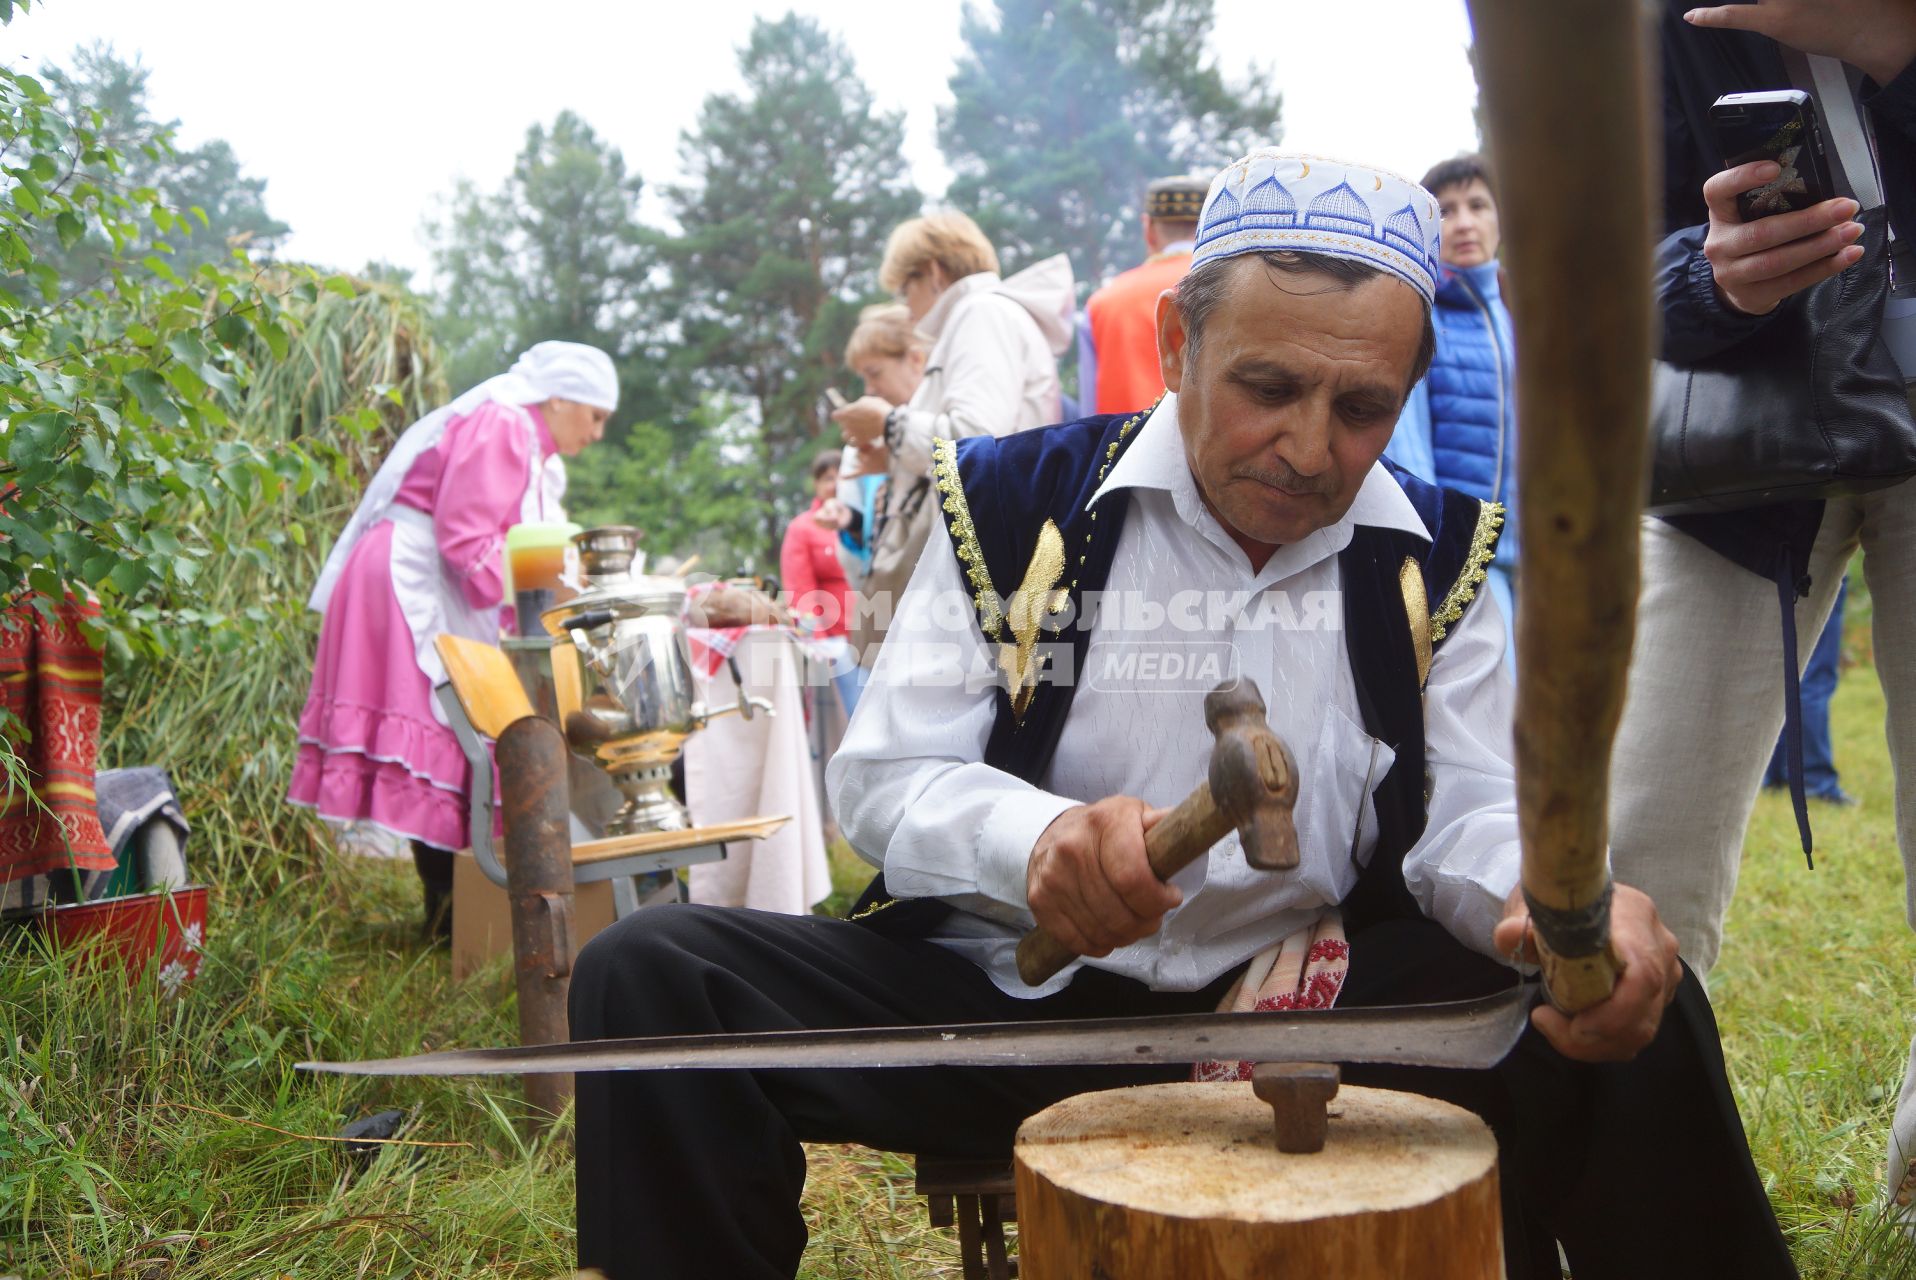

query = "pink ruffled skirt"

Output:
[[287, 521, 474, 852]]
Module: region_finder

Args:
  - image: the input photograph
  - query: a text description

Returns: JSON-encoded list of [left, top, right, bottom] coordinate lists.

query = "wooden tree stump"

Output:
[[1014, 1082, 1501, 1279]]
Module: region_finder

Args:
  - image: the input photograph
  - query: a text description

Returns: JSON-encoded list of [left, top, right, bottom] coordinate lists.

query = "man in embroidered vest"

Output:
[[568, 152, 1794, 1280], [1079, 172, 1211, 415]]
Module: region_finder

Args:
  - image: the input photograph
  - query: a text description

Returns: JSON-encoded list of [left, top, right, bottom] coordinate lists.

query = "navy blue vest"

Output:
[[852, 410, 1504, 941]]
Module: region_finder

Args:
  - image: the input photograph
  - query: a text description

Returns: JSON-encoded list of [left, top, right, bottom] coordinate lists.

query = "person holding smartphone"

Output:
[[830, 213, 1074, 665], [1609, 0, 1916, 1223]]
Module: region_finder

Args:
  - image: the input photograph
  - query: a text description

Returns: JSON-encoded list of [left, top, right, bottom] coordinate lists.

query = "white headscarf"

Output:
[[308, 341, 619, 613]]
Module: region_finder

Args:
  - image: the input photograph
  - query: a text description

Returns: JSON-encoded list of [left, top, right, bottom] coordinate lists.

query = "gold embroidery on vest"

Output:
[[932, 436, 1002, 640], [1399, 555, 1433, 686], [1429, 500, 1505, 644], [999, 519, 1068, 721], [847, 895, 900, 921]]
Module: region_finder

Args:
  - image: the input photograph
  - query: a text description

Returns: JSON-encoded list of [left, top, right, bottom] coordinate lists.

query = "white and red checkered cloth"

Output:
[[683, 581, 833, 677]]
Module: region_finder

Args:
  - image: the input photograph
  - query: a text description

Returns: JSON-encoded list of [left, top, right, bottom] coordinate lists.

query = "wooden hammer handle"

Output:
[[1014, 783, 1235, 987]]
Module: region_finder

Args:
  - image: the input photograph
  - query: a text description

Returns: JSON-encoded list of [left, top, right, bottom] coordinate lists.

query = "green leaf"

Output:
[[322, 274, 356, 298], [5, 412, 66, 469], [0, 515, 51, 558], [165, 331, 208, 369], [54, 210, 84, 250], [122, 477, 166, 515], [122, 369, 181, 426], [71, 495, 115, 524], [256, 320, 290, 360], [107, 558, 151, 596]]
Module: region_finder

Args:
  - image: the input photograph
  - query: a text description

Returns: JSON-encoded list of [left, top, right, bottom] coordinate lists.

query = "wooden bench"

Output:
[[914, 1155, 1017, 1280]]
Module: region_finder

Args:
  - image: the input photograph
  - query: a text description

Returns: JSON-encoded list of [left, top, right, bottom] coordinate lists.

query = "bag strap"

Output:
[[1785, 50, 1886, 210], [1771, 550, 1815, 870]]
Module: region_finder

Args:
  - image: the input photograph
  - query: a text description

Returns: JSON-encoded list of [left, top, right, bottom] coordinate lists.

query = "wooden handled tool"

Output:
[[433, 634, 578, 1123], [1468, 0, 1655, 1011], [1015, 680, 1298, 987]]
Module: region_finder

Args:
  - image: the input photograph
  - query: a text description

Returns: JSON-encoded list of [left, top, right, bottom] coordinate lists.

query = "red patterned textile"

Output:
[[1192, 911, 1351, 1084], [0, 596, 113, 882]]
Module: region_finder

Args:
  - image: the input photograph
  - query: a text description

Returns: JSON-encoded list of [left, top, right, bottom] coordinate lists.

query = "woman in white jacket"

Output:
[[833, 211, 1073, 663]]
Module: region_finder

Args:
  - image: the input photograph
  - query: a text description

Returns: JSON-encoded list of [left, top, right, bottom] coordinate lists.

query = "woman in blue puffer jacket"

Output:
[[1385, 154, 1519, 665]]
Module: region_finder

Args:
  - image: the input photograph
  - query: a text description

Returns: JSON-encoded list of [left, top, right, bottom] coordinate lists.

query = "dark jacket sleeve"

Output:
[[1862, 56, 1916, 258], [1864, 55, 1916, 146], [1656, 223, 1777, 365]]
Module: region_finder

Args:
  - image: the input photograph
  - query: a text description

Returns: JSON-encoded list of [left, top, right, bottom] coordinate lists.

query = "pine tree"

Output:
[[939, 0, 1282, 293], [429, 110, 665, 429], [666, 12, 922, 563]]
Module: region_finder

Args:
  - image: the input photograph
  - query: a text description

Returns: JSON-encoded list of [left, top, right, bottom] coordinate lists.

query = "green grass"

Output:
[[1, 646, 1911, 1277], [1714, 651, 1916, 1278]]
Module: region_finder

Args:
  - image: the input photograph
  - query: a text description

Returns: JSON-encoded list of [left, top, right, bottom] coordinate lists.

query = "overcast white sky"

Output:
[[3, 1, 1480, 284]]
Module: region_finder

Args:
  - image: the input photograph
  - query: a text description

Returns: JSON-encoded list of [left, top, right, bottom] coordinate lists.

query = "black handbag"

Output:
[[1646, 52, 1916, 516], [1647, 205, 1916, 514]]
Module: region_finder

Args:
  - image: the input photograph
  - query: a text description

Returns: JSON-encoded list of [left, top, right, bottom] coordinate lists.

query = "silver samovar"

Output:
[[542, 526, 773, 836]]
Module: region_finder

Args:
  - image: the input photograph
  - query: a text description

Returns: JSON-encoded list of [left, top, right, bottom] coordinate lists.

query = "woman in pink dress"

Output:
[[289, 341, 616, 935]]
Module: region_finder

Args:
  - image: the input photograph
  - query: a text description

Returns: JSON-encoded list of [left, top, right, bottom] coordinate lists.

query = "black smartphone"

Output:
[[1709, 90, 1837, 221]]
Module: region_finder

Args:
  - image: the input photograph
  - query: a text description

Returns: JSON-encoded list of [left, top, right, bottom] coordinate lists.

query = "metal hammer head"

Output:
[[1202, 679, 1300, 871]]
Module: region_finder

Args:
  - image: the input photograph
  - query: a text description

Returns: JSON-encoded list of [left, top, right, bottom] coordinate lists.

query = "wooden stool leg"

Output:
[[956, 1193, 985, 1280], [982, 1191, 1012, 1280]]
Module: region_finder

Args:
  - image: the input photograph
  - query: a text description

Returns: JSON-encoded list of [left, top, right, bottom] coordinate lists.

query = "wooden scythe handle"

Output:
[[1467, 0, 1654, 1011]]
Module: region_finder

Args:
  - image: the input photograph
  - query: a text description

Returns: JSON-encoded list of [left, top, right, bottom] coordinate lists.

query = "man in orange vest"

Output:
[[1079, 173, 1211, 414]]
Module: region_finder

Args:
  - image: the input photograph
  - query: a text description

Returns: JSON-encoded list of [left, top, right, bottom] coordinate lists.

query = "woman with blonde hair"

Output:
[[832, 211, 1072, 661], [830, 303, 929, 574]]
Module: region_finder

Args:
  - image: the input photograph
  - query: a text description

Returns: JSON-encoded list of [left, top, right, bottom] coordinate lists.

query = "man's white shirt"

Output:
[[826, 395, 1521, 997]]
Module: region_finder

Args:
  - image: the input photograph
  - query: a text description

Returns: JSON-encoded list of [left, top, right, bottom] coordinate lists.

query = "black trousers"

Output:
[[570, 906, 1796, 1280]]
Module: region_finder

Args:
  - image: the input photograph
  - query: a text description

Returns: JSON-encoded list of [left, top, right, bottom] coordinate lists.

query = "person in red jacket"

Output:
[[1079, 173, 1211, 414], [780, 451, 865, 716]]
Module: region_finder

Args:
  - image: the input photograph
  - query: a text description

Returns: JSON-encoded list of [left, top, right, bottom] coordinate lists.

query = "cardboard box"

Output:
[[450, 852, 617, 982]]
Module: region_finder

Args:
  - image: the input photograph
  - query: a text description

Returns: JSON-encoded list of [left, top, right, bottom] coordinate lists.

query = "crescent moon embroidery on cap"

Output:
[[1190, 149, 1440, 306]]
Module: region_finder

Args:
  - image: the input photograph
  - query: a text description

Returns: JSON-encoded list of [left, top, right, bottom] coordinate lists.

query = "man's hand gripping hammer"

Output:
[[1014, 679, 1300, 987]]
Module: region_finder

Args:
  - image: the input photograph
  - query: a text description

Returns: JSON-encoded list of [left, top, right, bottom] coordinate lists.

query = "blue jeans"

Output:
[[1764, 576, 1848, 797], [832, 663, 867, 719]]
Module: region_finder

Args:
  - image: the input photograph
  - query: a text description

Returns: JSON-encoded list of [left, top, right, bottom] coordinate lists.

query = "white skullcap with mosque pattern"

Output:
[[1190, 150, 1442, 307]]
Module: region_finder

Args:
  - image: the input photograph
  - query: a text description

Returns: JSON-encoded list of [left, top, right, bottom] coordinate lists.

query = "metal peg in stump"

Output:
[[1251, 1062, 1340, 1154]]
